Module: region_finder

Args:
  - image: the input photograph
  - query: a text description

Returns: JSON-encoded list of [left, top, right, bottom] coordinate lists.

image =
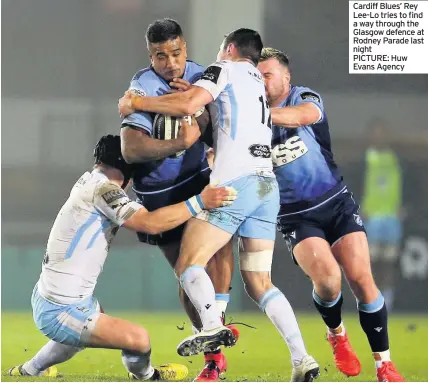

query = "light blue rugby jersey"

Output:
[[121, 60, 209, 195]]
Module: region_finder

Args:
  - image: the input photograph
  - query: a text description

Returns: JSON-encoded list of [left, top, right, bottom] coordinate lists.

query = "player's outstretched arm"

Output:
[[119, 86, 213, 117], [121, 117, 200, 163], [271, 103, 322, 128], [122, 185, 237, 235]]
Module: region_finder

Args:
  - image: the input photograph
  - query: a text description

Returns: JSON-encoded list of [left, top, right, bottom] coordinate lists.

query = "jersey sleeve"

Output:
[[292, 87, 324, 123], [193, 62, 230, 100], [93, 182, 143, 226], [121, 78, 154, 135]]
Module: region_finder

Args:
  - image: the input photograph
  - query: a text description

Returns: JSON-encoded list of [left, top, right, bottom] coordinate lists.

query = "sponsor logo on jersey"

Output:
[[271, 136, 309, 166], [248, 144, 271, 158], [200, 66, 222, 84], [300, 91, 320, 103], [129, 88, 146, 97], [101, 189, 128, 205]]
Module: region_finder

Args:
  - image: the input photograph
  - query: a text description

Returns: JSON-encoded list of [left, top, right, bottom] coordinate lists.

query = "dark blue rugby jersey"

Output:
[[272, 85, 344, 214]]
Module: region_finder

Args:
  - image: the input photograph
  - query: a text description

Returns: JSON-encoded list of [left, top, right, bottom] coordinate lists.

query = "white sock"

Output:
[[215, 293, 230, 320], [260, 287, 308, 367], [328, 321, 346, 337], [23, 340, 81, 376], [122, 350, 154, 380], [375, 350, 391, 368], [180, 266, 222, 331]]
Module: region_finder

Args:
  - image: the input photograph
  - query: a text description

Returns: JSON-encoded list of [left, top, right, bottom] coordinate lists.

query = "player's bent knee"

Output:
[[239, 249, 273, 272], [313, 272, 342, 300], [123, 327, 151, 353]]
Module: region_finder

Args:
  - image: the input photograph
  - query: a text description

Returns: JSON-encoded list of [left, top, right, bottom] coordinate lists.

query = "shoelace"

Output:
[[223, 314, 257, 330]]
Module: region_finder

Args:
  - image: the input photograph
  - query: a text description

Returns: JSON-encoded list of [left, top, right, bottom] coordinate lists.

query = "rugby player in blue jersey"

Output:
[[257, 48, 404, 383], [120, 19, 237, 382]]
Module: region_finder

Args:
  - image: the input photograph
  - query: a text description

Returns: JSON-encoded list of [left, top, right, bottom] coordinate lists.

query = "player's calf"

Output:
[[239, 243, 314, 371]]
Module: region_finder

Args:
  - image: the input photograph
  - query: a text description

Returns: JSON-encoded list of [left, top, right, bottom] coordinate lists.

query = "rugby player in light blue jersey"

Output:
[[8, 134, 236, 380]]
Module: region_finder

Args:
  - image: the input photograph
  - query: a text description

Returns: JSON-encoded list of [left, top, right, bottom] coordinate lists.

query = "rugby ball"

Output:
[[153, 114, 191, 158]]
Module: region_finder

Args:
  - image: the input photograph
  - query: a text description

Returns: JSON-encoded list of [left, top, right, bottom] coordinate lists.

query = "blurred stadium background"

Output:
[[2, 0, 428, 381]]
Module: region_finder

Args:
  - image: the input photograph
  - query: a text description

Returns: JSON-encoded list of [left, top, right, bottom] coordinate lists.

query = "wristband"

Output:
[[185, 195, 205, 217]]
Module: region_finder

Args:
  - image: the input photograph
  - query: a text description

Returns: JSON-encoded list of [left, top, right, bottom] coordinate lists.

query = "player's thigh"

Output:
[[32, 287, 102, 348], [238, 176, 280, 242], [175, 218, 233, 276], [294, 236, 342, 295], [279, 215, 341, 287], [331, 231, 378, 302], [206, 238, 235, 293], [325, 189, 366, 247], [87, 313, 150, 352]]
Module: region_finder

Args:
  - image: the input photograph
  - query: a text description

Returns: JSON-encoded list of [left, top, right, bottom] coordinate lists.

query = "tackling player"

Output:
[[8, 134, 236, 380], [120, 19, 237, 381], [257, 47, 404, 382], [119, 29, 320, 382]]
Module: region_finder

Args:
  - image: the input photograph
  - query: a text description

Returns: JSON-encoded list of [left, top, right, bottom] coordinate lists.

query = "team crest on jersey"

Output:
[[300, 91, 320, 103], [200, 66, 222, 84], [353, 214, 363, 226]]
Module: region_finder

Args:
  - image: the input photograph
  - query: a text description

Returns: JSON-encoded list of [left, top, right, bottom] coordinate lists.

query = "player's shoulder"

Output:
[[290, 85, 323, 104], [68, 171, 100, 208], [130, 66, 162, 93], [185, 60, 205, 83], [131, 66, 155, 82], [216, 60, 233, 68], [93, 177, 124, 201]]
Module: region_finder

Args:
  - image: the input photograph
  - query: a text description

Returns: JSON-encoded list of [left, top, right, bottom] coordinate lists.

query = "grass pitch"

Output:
[[2, 312, 427, 381]]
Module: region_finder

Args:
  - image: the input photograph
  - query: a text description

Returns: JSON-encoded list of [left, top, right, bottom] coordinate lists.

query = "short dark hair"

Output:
[[260, 47, 290, 68], [223, 28, 263, 65], [145, 18, 183, 45]]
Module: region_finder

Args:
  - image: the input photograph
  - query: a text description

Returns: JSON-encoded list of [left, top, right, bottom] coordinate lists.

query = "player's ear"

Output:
[[226, 43, 234, 56], [284, 70, 291, 84]]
